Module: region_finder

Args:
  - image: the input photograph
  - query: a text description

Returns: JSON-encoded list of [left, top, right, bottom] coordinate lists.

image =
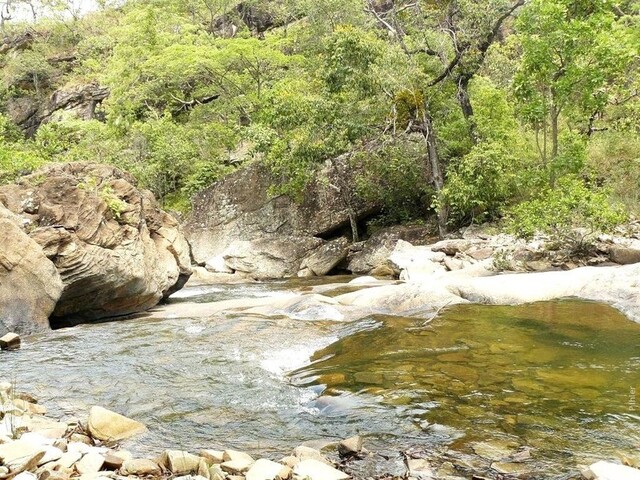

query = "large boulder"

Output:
[[223, 236, 323, 279], [0, 163, 191, 325], [184, 160, 378, 266], [0, 205, 63, 335]]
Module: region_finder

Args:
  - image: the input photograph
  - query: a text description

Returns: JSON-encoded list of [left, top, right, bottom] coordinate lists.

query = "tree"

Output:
[[514, 0, 638, 180], [365, 0, 526, 234]]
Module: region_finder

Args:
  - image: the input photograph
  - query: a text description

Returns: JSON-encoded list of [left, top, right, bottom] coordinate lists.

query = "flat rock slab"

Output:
[[583, 461, 640, 480], [75, 452, 105, 474], [245, 458, 289, 480], [161, 450, 202, 475], [292, 459, 349, 480], [122, 458, 161, 476], [87, 406, 146, 441], [221, 459, 253, 475]]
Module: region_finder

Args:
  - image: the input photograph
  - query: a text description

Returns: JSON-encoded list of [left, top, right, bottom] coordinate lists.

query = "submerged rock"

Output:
[[0, 163, 191, 326]]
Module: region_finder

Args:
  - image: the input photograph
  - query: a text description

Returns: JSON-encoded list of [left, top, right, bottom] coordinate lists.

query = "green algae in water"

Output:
[[291, 300, 640, 476]]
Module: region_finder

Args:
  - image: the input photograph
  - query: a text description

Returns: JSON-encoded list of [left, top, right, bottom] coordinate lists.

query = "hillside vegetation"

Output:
[[0, 0, 639, 237]]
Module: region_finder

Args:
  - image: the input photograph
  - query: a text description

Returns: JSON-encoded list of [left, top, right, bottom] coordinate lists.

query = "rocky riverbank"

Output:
[[1, 379, 639, 480]]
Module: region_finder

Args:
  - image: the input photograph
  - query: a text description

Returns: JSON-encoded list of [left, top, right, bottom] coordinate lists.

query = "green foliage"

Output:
[[354, 137, 431, 224], [507, 176, 627, 239], [442, 141, 520, 224], [0, 0, 637, 231]]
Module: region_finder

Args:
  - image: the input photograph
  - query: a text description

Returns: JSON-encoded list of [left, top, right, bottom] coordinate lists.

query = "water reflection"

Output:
[[291, 300, 640, 475]]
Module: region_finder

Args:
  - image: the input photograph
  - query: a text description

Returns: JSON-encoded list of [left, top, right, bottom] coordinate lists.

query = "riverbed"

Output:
[[3, 279, 640, 479]]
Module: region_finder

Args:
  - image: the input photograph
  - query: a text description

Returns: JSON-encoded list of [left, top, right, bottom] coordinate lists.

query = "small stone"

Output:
[[338, 436, 363, 457], [221, 459, 253, 475], [122, 459, 161, 476], [292, 459, 349, 480], [46, 472, 70, 480], [52, 439, 67, 452], [8, 450, 45, 473], [75, 452, 105, 474], [511, 449, 532, 462], [38, 446, 64, 466], [66, 443, 95, 455], [245, 459, 290, 480], [292, 446, 330, 465], [87, 407, 146, 442], [0, 440, 46, 472], [101, 454, 123, 470], [54, 451, 83, 469], [197, 459, 210, 479], [13, 472, 37, 480], [13, 399, 46, 416], [209, 465, 226, 480], [199, 450, 224, 465], [174, 475, 208, 480], [471, 440, 518, 461], [222, 450, 254, 464], [407, 458, 433, 477], [370, 264, 395, 277], [161, 450, 202, 475], [0, 333, 20, 350], [467, 247, 494, 261], [108, 450, 132, 463], [68, 434, 92, 446], [280, 455, 299, 469]]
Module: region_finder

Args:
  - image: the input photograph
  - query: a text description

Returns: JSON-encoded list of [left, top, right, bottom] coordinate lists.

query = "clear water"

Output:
[[2, 282, 639, 478]]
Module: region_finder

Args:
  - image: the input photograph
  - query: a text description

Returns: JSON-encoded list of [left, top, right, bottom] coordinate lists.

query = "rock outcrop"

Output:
[[0, 163, 191, 326], [185, 162, 378, 278], [0, 205, 63, 336], [346, 225, 435, 274], [7, 84, 109, 137]]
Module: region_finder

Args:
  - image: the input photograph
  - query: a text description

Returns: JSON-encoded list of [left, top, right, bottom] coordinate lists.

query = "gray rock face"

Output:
[[223, 236, 323, 279], [8, 84, 109, 137], [0, 163, 191, 326], [609, 245, 640, 265], [347, 225, 434, 274], [185, 160, 378, 265], [0, 206, 63, 335], [299, 237, 350, 277]]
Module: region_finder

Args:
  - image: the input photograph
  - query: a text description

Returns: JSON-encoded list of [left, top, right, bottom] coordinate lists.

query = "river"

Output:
[[3, 279, 640, 479]]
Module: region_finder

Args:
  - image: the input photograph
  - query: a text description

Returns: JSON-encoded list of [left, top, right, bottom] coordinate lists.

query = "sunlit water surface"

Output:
[[3, 280, 640, 478]]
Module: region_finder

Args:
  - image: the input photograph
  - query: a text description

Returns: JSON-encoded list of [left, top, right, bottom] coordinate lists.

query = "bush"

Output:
[[442, 141, 520, 225], [506, 175, 627, 240]]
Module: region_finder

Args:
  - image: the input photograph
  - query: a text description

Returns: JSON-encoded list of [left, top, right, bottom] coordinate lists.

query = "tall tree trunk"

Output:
[[550, 102, 559, 160], [456, 75, 478, 144], [422, 109, 448, 237]]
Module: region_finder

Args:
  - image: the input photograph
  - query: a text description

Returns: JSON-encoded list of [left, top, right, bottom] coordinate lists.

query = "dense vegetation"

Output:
[[0, 0, 638, 237]]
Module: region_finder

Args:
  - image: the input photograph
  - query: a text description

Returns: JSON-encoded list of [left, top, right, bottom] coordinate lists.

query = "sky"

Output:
[[4, 0, 103, 23]]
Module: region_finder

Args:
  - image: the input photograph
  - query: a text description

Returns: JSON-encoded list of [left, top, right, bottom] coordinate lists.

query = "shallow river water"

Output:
[[3, 279, 640, 478]]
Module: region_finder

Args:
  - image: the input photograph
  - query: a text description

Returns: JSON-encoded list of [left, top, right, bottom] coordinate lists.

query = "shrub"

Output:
[[506, 175, 627, 241]]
